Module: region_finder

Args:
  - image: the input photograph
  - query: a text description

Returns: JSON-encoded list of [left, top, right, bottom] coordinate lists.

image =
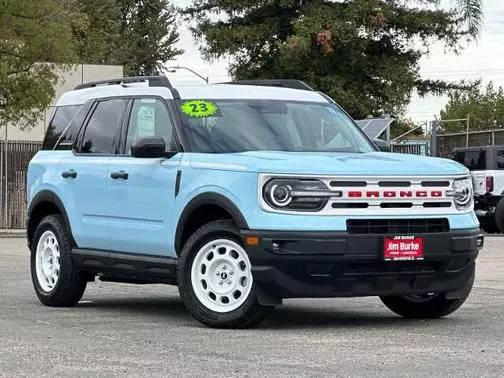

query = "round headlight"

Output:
[[269, 184, 292, 207], [452, 178, 473, 208]]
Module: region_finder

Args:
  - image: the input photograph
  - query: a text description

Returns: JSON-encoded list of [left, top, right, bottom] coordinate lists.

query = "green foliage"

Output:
[[184, 0, 482, 120], [74, 0, 183, 76], [0, 0, 78, 129], [391, 118, 425, 140], [440, 82, 504, 133]]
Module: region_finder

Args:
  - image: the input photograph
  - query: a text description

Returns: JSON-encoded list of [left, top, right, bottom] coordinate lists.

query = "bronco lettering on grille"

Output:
[[346, 190, 444, 198]]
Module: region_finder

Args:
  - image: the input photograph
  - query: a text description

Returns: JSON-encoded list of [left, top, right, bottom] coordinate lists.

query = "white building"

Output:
[[4, 64, 123, 141]]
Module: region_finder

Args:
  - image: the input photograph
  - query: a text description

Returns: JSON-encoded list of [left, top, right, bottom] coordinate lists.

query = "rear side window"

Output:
[[80, 99, 127, 154], [497, 150, 504, 169], [54, 102, 92, 150], [454, 150, 486, 170], [42, 105, 82, 150]]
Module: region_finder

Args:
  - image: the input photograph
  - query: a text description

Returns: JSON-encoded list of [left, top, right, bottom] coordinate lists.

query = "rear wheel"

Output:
[[380, 270, 474, 318], [177, 220, 273, 328], [31, 215, 87, 306]]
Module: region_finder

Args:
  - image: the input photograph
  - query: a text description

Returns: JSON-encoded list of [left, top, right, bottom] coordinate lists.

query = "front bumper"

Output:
[[241, 228, 483, 305]]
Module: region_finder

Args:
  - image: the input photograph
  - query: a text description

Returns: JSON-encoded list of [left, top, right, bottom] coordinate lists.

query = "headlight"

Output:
[[451, 177, 473, 210], [263, 179, 339, 211]]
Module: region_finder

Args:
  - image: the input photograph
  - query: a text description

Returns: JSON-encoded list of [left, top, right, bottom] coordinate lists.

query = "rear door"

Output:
[[59, 98, 128, 249], [105, 97, 181, 255]]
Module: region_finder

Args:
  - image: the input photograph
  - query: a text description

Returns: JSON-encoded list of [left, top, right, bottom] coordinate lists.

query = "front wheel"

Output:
[[30, 215, 87, 307], [177, 220, 273, 328], [380, 270, 475, 318]]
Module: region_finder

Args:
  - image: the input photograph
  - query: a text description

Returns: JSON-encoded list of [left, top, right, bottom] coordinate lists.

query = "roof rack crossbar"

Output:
[[225, 79, 314, 91], [74, 75, 172, 90]]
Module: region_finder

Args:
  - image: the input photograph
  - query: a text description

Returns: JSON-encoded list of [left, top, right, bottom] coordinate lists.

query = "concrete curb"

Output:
[[0, 230, 26, 238]]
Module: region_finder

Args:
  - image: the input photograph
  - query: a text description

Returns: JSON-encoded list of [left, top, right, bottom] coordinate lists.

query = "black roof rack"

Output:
[[225, 79, 314, 91], [74, 75, 172, 90]]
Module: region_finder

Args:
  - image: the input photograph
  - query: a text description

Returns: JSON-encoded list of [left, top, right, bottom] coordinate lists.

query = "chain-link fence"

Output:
[[0, 140, 42, 229]]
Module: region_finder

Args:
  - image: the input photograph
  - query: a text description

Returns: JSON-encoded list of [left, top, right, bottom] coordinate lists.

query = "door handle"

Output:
[[110, 170, 129, 180], [62, 170, 77, 179]]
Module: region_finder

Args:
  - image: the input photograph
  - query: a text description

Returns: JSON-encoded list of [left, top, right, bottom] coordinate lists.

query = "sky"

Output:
[[169, 0, 504, 123]]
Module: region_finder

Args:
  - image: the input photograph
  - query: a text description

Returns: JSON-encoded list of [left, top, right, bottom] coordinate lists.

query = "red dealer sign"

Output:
[[384, 236, 424, 261]]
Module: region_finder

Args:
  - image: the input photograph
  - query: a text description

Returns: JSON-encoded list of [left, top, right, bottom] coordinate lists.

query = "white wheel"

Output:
[[35, 230, 61, 292], [191, 239, 253, 313]]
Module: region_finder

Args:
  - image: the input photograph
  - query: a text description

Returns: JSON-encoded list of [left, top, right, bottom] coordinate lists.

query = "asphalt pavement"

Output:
[[1, 237, 503, 377]]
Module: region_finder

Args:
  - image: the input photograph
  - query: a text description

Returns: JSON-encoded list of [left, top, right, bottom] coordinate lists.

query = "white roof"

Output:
[[55, 85, 174, 106], [55, 83, 328, 106], [177, 84, 328, 102]]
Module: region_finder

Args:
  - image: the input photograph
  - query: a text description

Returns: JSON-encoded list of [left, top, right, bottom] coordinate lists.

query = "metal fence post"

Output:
[[3, 124, 8, 228], [0, 133, 3, 229], [430, 120, 437, 157], [465, 114, 470, 147]]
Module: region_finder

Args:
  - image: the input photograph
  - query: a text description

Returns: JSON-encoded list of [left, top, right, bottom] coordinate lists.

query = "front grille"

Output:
[[347, 218, 450, 234]]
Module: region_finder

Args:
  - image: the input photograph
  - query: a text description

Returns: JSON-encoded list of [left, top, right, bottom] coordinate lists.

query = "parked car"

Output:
[[27, 76, 483, 328], [453, 146, 504, 233]]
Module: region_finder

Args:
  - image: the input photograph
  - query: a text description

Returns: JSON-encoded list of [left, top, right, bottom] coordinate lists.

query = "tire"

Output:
[[481, 219, 497, 234], [380, 269, 475, 319], [30, 215, 87, 307], [177, 220, 274, 328], [495, 197, 504, 233]]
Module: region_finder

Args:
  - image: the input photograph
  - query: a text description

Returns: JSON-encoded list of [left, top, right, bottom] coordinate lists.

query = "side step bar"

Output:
[[72, 248, 178, 285]]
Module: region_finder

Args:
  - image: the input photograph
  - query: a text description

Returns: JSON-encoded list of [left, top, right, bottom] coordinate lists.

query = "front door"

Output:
[[106, 98, 181, 255]]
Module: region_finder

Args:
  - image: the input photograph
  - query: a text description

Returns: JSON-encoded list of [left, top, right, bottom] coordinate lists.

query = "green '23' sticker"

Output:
[[180, 100, 218, 118]]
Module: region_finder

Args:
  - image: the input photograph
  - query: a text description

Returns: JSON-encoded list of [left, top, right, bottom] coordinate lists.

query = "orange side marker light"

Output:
[[245, 236, 259, 246]]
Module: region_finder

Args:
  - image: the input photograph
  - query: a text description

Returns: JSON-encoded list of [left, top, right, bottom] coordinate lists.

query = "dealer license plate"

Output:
[[383, 236, 424, 261]]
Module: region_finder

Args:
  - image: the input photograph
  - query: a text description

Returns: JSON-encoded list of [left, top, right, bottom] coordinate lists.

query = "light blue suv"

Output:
[[27, 76, 483, 328]]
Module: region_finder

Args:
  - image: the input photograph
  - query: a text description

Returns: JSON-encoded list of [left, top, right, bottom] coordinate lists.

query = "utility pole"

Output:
[[166, 66, 209, 83]]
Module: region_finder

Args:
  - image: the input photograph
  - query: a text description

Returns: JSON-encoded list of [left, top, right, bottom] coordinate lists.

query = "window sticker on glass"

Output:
[[136, 105, 155, 137], [181, 100, 218, 118]]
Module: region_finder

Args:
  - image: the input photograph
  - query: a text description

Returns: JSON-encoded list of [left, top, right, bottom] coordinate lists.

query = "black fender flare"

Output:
[[27, 190, 76, 248], [174, 192, 249, 253]]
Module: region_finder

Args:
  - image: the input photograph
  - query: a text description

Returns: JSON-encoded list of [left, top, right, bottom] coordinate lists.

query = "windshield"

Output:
[[178, 99, 375, 153]]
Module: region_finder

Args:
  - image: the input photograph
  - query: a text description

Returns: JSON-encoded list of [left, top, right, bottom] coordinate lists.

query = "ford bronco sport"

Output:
[[454, 146, 504, 233], [27, 76, 483, 328]]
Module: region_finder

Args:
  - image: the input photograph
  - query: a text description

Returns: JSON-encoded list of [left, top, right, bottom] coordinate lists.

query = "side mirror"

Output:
[[374, 139, 391, 152], [131, 137, 166, 158]]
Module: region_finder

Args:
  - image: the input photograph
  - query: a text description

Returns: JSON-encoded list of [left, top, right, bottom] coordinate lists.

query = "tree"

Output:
[[390, 118, 425, 141], [183, 0, 482, 120], [440, 82, 504, 133], [72, 0, 123, 66], [0, 0, 78, 129], [73, 0, 183, 76]]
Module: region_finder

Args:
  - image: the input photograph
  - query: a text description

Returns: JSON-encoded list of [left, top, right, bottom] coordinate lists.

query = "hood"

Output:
[[190, 151, 469, 176]]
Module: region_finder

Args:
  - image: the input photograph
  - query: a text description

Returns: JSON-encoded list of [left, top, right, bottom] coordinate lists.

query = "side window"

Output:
[[81, 99, 127, 154], [42, 105, 82, 150], [125, 98, 176, 154], [456, 150, 486, 170], [497, 150, 504, 169]]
